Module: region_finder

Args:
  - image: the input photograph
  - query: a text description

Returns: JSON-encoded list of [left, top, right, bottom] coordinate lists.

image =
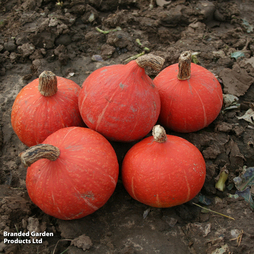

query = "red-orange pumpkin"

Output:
[[121, 125, 206, 208], [20, 127, 119, 220], [11, 71, 84, 147], [153, 51, 223, 133], [78, 54, 164, 142]]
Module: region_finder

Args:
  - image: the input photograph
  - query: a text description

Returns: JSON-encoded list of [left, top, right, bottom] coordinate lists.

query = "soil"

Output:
[[0, 0, 254, 253]]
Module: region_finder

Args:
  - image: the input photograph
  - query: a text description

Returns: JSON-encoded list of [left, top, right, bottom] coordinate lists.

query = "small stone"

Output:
[[91, 54, 103, 62], [4, 40, 16, 52]]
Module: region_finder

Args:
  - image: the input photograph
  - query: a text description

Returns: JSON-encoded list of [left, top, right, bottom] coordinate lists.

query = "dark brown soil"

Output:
[[0, 0, 254, 253]]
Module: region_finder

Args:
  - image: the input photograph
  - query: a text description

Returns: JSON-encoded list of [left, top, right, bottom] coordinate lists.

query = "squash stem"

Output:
[[136, 54, 165, 72], [177, 51, 192, 80], [19, 144, 60, 167], [38, 71, 58, 97], [152, 125, 167, 143]]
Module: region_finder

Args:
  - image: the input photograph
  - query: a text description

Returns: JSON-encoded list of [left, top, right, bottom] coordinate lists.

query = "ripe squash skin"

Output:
[[11, 75, 84, 147], [121, 132, 206, 208], [78, 60, 161, 142], [25, 127, 119, 220], [153, 62, 223, 133]]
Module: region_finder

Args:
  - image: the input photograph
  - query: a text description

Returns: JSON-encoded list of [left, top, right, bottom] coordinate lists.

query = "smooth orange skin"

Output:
[[11, 76, 84, 147], [26, 127, 119, 220], [121, 135, 206, 208], [78, 60, 161, 142], [153, 63, 223, 133]]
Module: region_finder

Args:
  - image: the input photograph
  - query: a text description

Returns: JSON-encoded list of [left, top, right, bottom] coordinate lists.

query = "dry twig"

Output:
[[230, 230, 244, 246], [192, 202, 235, 220]]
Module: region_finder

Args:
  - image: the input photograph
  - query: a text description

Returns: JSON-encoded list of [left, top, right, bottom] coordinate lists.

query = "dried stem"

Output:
[[136, 54, 165, 72], [38, 71, 58, 97], [192, 202, 235, 220], [152, 125, 167, 143], [177, 51, 192, 80], [19, 144, 60, 167]]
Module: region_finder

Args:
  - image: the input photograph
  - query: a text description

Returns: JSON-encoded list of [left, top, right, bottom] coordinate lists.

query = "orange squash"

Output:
[[78, 54, 164, 142], [121, 125, 206, 208], [20, 127, 119, 220], [11, 71, 84, 147], [154, 51, 223, 133]]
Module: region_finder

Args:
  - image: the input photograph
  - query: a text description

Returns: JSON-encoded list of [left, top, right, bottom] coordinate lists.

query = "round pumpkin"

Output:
[[121, 125, 206, 208], [19, 127, 119, 220], [153, 51, 223, 133], [11, 71, 84, 147], [78, 54, 164, 142]]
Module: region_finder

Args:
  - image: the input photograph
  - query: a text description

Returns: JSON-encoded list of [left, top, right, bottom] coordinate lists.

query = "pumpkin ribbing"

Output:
[[153, 51, 223, 133], [11, 71, 84, 147], [21, 127, 119, 220], [121, 125, 206, 208], [78, 54, 164, 142]]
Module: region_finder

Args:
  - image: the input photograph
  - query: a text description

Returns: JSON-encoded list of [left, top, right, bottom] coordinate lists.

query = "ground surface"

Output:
[[0, 0, 254, 253]]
